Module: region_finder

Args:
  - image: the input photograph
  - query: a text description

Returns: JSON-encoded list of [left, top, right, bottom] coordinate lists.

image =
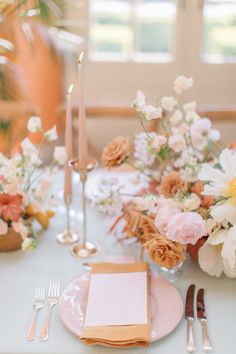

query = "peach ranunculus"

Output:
[[167, 211, 207, 245], [101, 136, 130, 168], [159, 172, 187, 197], [0, 194, 24, 222], [144, 233, 185, 269]]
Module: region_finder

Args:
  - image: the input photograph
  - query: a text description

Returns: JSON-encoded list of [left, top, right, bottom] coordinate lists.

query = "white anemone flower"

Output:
[[199, 148, 236, 224], [198, 225, 236, 278]]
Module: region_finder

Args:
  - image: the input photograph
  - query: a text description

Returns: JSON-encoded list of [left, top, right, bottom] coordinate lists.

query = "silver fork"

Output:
[[26, 287, 45, 341], [40, 281, 60, 342]]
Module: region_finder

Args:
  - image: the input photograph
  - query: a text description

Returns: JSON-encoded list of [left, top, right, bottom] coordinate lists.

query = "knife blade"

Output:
[[185, 284, 196, 353], [197, 289, 213, 353]]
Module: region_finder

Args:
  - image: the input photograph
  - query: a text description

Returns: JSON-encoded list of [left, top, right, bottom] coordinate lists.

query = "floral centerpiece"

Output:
[[0, 117, 66, 251], [92, 76, 236, 278]]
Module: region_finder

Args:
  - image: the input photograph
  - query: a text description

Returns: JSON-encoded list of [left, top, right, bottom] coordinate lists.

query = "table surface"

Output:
[[0, 173, 236, 354]]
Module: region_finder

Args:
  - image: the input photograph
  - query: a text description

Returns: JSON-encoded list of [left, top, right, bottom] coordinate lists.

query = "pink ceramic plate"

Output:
[[58, 273, 183, 342]]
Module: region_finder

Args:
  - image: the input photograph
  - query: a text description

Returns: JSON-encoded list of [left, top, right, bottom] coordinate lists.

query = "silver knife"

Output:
[[197, 288, 213, 353], [185, 284, 196, 353]]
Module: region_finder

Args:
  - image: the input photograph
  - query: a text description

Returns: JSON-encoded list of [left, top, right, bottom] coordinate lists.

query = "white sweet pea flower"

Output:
[[170, 109, 182, 125], [190, 117, 219, 149], [183, 101, 197, 113], [142, 105, 162, 120], [185, 111, 200, 124], [27, 116, 42, 133], [134, 132, 157, 166], [171, 123, 189, 135], [133, 90, 146, 110], [168, 134, 186, 153], [91, 177, 123, 215], [174, 76, 193, 95], [161, 96, 177, 112], [44, 125, 58, 141], [152, 134, 167, 151], [21, 138, 37, 156], [53, 146, 67, 165]]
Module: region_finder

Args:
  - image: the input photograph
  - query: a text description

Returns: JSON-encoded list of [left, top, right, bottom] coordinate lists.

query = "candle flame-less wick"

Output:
[[78, 51, 84, 64], [67, 84, 74, 95]]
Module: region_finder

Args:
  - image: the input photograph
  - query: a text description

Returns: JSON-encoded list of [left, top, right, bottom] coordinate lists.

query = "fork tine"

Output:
[[48, 282, 52, 297], [57, 283, 60, 298], [35, 287, 39, 301], [42, 288, 45, 301]]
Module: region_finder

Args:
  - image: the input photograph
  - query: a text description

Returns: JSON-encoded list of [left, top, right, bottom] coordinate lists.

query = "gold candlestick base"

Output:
[[70, 241, 101, 258], [56, 230, 79, 244], [69, 158, 101, 259]]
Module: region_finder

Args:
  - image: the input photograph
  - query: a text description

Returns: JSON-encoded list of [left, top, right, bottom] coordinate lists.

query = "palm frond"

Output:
[[0, 0, 65, 24], [0, 57, 24, 101]]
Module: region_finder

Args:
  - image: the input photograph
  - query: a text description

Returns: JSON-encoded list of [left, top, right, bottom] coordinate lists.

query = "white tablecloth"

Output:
[[0, 174, 235, 354]]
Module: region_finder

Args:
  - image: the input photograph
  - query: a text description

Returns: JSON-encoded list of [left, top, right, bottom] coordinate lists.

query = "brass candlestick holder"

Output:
[[69, 159, 101, 258], [56, 195, 79, 244]]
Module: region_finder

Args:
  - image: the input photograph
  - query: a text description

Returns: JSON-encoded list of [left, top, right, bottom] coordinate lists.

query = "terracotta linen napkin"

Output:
[[80, 262, 151, 348]]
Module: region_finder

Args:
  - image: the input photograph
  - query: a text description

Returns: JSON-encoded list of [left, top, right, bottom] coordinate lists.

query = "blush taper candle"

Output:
[[64, 84, 74, 198], [78, 52, 88, 170]]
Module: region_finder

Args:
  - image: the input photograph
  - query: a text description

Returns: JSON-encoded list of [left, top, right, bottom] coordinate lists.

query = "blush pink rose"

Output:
[[167, 212, 207, 245], [154, 206, 180, 235]]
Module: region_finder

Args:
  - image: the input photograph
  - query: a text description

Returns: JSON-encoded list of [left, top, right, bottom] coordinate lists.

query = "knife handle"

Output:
[[200, 319, 213, 352], [187, 317, 196, 353]]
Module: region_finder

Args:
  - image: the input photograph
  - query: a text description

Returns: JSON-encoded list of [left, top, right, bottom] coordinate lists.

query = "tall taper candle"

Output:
[[64, 84, 74, 198], [78, 52, 88, 170]]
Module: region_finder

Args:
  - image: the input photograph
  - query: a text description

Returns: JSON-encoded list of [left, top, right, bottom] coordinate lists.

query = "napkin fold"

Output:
[[80, 262, 151, 348]]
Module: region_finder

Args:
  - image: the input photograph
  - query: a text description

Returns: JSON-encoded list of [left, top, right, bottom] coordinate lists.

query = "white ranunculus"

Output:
[[142, 105, 162, 120], [183, 101, 197, 113], [27, 116, 42, 133], [161, 96, 177, 112], [174, 76, 193, 95], [53, 146, 67, 165], [168, 134, 186, 153], [44, 125, 58, 141]]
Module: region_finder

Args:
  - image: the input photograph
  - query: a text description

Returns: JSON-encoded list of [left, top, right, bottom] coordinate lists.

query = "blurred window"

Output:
[[89, 0, 176, 61], [202, 0, 236, 63]]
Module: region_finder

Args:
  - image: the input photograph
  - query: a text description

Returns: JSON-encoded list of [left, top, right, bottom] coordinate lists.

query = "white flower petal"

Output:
[[211, 204, 236, 224], [198, 243, 224, 277], [207, 229, 228, 245], [222, 258, 236, 278], [198, 164, 227, 183], [221, 225, 236, 269], [44, 125, 58, 141], [219, 148, 236, 179], [27, 116, 42, 133]]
